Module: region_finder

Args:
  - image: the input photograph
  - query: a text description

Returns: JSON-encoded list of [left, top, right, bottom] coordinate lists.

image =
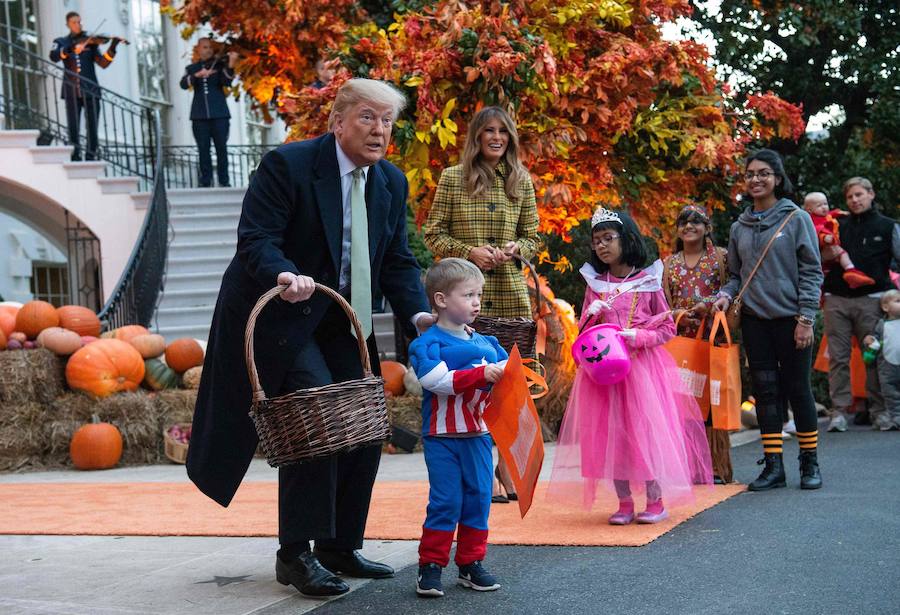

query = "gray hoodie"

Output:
[[721, 198, 823, 320]]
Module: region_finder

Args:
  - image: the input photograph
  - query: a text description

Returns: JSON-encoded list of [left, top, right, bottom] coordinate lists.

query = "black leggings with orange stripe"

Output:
[[741, 314, 819, 453]]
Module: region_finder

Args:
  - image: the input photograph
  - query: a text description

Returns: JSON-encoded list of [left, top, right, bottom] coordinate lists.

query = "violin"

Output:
[[71, 33, 130, 47]]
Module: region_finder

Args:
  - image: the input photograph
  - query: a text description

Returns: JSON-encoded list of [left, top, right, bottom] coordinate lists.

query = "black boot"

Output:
[[748, 453, 786, 491], [798, 450, 822, 490]]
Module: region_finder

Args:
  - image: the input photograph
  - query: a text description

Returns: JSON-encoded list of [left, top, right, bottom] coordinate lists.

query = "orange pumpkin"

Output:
[[129, 333, 166, 359], [15, 300, 59, 339], [65, 339, 145, 398], [56, 305, 102, 337], [36, 327, 83, 355], [101, 324, 150, 343], [0, 328, 6, 349], [380, 360, 407, 397], [70, 416, 123, 470], [165, 338, 204, 373], [0, 309, 16, 338]]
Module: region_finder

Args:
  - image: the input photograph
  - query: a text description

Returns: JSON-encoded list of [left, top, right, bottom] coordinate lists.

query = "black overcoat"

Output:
[[187, 133, 429, 506]]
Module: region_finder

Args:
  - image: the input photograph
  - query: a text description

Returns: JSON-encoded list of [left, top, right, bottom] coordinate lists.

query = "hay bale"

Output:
[[153, 389, 197, 426], [386, 394, 423, 452], [0, 402, 49, 471], [45, 391, 162, 467], [0, 349, 66, 405]]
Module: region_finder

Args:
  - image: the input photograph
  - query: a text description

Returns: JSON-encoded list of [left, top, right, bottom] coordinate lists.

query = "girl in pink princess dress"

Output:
[[548, 207, 712, 524]]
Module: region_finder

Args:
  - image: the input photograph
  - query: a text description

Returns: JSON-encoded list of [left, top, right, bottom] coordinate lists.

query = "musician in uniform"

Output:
[[180, 38, 238, 187], [49, 11, 121, 161]]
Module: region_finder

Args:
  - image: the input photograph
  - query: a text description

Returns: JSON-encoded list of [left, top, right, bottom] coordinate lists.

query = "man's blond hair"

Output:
[[425, 258, 484, 310], [843, 176, 874, 195], [327, 79, 407, 131]]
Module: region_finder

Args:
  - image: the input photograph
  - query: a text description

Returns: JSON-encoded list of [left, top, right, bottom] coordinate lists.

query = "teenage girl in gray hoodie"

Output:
[[713, 150, 824, 492]]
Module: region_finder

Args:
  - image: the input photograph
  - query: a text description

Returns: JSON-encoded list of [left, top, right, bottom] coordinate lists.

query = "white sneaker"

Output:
[[783, 419, 797, 434], [873, 414, 896, 431], [827, 414, 848, 432]]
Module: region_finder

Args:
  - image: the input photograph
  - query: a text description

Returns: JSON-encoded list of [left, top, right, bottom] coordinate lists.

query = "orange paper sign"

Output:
[[483, 345, 545, 518]]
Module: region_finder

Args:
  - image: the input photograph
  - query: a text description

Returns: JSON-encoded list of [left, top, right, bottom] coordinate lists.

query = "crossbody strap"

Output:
[[734, 209, 799, 302]]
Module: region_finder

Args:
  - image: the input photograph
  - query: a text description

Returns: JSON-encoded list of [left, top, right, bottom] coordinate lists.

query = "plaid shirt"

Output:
[[423, 163, 541, 317]]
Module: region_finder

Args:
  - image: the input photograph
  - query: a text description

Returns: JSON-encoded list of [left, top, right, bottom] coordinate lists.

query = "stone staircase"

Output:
[[152, 187, 399, 358], [153, 188, 243, 342]]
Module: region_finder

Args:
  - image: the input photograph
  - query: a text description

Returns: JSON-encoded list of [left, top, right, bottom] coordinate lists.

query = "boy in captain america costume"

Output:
[[409, 258, 508, 598]]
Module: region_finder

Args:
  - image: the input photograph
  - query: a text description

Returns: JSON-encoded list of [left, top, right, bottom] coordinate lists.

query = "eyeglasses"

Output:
[[744, 170, 775, 181], [591, 233, 620, 247]]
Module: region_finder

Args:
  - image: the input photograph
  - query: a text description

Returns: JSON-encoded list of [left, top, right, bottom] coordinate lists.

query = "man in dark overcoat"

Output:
[[187, 79, 432, 597]]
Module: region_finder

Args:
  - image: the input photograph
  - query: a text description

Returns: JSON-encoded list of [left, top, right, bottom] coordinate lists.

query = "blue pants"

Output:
[[419, 434, 492, 566], [192, 118, 230, 187]]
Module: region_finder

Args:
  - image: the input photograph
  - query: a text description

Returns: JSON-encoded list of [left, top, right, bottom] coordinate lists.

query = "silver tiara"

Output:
[[591, 206, 622, 227]]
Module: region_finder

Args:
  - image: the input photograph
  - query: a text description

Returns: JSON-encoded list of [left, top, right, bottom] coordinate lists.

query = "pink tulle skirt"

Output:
[[548, 344, 713, 509]]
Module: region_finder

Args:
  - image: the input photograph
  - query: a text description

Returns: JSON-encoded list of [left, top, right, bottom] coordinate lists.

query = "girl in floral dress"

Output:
[[662, 205, 733, 483]]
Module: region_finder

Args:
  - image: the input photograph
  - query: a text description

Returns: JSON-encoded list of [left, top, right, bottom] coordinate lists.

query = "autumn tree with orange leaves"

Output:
[[166, 0, 804, 266]]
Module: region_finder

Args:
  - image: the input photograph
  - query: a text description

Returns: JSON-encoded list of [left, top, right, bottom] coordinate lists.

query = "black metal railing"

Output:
[[0, 33, 169, 329], [162, 144, 275, 189], [0, 33, 157, 184]]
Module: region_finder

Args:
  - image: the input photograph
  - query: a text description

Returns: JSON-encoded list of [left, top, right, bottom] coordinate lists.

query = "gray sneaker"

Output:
[[873, 414, 896, 431], [827, 414, 848, 432]]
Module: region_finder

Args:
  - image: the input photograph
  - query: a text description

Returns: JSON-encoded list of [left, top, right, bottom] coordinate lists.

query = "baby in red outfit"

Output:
[[803, 192, 874, 289]]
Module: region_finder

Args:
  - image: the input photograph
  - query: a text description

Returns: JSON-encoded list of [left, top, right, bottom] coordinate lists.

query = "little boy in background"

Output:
[[803, 191, 874, 289], [409, 257, 508, 598], [863, 289, 900, 431]]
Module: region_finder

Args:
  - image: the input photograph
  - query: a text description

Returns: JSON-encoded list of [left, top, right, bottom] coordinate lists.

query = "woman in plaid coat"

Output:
[[423, 107, 540, 319], [423, 106, 541, 502]]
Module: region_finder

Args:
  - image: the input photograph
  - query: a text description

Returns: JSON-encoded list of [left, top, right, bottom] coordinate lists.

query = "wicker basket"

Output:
[[472, 253, 543, 359], [245, 283, 390, 467], [163, 423, 191, 464]]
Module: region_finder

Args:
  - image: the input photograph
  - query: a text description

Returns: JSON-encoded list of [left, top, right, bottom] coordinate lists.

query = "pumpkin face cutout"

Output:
[[571, 323, 632, 385]]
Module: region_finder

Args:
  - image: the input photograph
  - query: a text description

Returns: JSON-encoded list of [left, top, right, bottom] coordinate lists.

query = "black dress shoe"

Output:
[[275, 551, 350, 596], [313, 549, 394, 579]]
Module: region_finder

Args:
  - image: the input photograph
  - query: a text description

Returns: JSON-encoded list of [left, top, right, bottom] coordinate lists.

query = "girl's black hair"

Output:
[[589, 210, 647, 273], [673, 210, 713, 253], [745, 148, 794, 199]]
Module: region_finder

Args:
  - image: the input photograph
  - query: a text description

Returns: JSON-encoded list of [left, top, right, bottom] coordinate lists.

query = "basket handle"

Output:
[[244, 283, 373, 403], [508, 252, 544, 318]]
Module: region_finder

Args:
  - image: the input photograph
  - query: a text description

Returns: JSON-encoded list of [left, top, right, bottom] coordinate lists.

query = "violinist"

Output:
[[180, 38, 238, 188], [49, 12, 122, 161]]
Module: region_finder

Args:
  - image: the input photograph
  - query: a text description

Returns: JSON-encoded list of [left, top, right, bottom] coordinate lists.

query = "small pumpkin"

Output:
[[182, 365, 203, 389], [9, 331, 26, 343], [165, 338, 204, 373], [37, 327, 83, 356], [0, 309, 16, 338], [101, 324, 150, 343], [56, 305, 102, 337], [143, 358, 181, 390], [380, 360, 407, 397], [0, 328, 6, 349], [15, 300, 59, 338], [81, 335, 99, 345], [65, 339, 145, 398], [129, 333, 166, 359], [70, 415, 123, 470]]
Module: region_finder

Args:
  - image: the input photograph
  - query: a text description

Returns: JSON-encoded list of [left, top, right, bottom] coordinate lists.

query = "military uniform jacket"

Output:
[[50, 35, 115, 99], [423, 163, 540, 317], [180, 61, 233, 120]]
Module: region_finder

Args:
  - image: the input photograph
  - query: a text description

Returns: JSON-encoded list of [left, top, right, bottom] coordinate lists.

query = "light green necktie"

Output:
[[350, 168, 372, 339]]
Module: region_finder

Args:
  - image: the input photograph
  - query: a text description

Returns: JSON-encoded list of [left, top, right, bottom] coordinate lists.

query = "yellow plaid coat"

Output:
[[423, 163, 541, 317]]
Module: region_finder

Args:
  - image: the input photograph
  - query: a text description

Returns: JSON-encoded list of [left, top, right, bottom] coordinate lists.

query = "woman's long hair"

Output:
[[461, 106, 529, 201]]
